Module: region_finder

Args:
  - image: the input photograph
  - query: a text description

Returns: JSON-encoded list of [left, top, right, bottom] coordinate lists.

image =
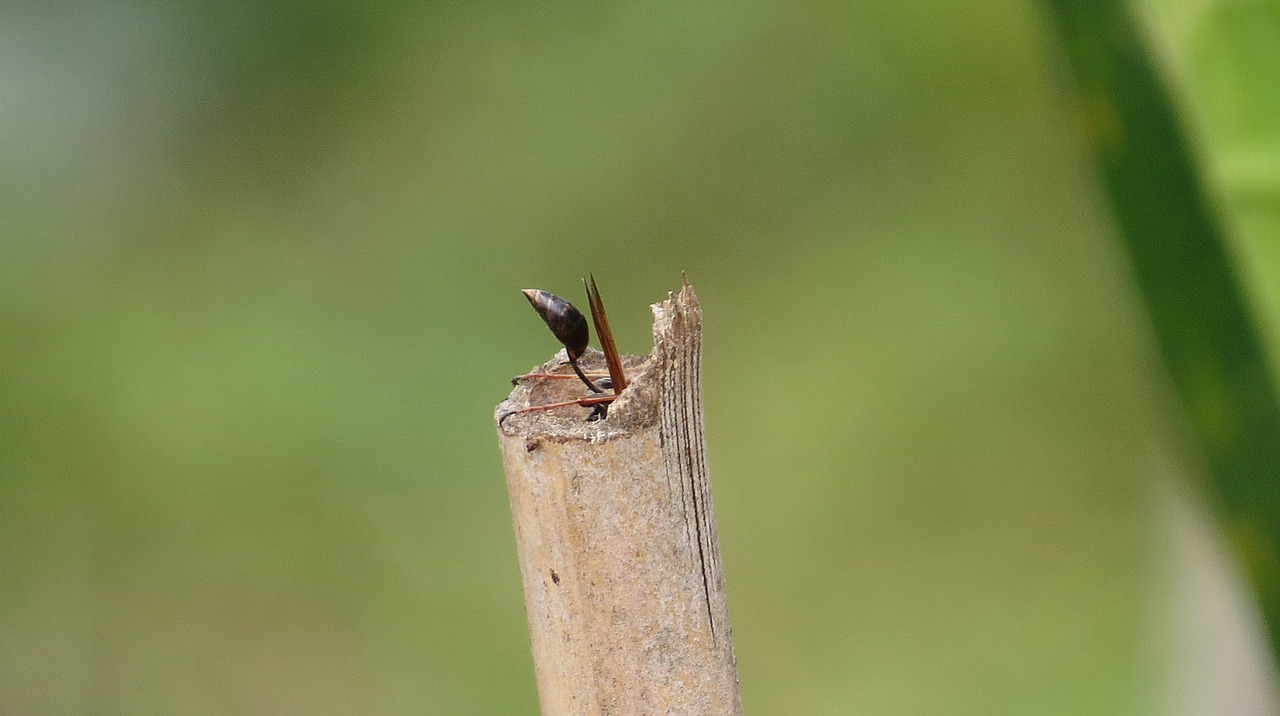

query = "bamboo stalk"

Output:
[[495, 277, 741, 715]]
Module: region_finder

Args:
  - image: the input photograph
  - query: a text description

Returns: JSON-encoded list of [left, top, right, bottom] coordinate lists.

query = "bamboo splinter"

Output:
[[495, 277, 741, 715]]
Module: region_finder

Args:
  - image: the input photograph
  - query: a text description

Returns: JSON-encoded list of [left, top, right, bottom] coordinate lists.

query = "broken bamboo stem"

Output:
[[495, 277, 741, 715]]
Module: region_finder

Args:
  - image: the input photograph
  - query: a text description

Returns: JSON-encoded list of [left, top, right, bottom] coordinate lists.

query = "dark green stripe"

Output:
[[1044, 0, 1280, 655]]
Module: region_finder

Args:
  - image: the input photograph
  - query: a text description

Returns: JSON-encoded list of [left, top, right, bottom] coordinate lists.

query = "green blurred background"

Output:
[[3, 0, 1277, 713]]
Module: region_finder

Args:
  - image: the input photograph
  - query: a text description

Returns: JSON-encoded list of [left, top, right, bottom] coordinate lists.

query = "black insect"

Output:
[[499, 275, 628, 426]]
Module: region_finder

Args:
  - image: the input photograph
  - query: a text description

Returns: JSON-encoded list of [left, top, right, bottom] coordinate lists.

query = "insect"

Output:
[[499, 275, 628, 426]]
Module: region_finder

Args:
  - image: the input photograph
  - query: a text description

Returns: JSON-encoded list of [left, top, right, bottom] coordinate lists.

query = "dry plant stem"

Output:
[[495, 279, 740, 715]]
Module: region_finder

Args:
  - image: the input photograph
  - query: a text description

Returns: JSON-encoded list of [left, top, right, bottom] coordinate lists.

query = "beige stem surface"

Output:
[[495, 278, 740, 715]]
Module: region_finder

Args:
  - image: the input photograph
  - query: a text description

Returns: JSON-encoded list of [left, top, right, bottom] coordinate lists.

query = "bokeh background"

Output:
[[4, 0, 1278, 713]]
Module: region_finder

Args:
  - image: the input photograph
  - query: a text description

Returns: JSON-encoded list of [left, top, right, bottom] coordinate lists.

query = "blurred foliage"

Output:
[[0, 0, 1276, 713], [1045, 0, 1280, 662]]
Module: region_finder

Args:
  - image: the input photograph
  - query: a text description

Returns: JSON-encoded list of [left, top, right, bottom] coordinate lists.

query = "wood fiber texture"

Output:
[[496, 279, 740, 715]]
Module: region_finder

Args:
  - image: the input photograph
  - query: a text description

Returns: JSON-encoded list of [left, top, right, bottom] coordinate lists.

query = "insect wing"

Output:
[[584, 275, 627, 393]]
